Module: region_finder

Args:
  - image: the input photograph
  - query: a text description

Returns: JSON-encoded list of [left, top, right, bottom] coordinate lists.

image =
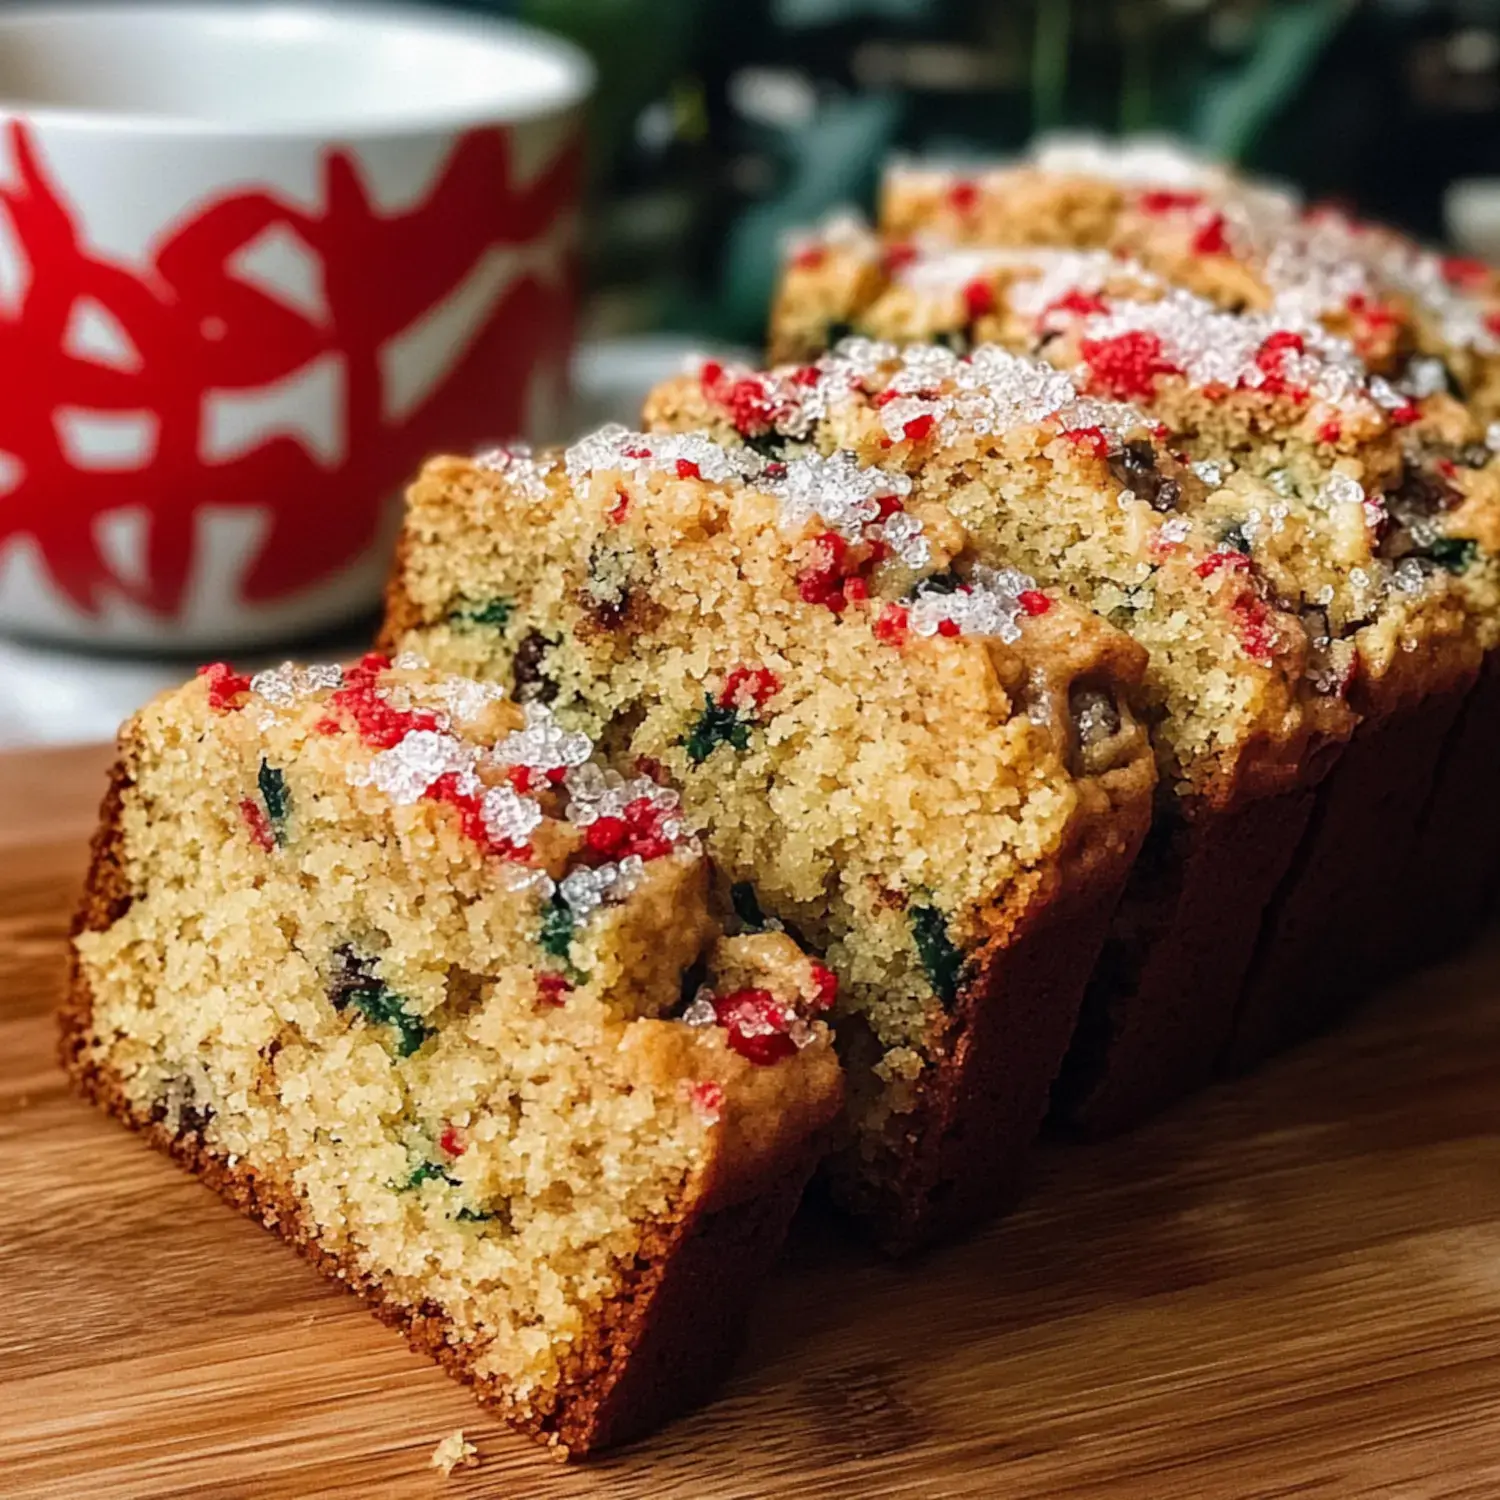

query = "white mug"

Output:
[[0, 2, 592, 649]]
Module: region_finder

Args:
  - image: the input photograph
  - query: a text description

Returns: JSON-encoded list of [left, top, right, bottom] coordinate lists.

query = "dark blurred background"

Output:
[[483, 0, 1500, 342]]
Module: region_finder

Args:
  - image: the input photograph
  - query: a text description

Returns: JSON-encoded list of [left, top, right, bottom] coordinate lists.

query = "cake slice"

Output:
[[381, 430, 1157, 1250], [63, 656, 842, 1455], [643, 340, 1357, 1133], [866, 142, 1500, 1002], [763, 209, 1500, 1081]]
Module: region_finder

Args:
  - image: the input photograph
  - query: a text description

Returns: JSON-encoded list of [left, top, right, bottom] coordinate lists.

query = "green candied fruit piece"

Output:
[[403, 1160, 458, 1190], [336, 969, 431, 1058], [538, 893, 577, 960], [257, 760, 290, 840], [910, 904, 965, 1006], [1426, 537, 1478, 573], [683, 694, 751, 764], [450, 597, 514, 629]]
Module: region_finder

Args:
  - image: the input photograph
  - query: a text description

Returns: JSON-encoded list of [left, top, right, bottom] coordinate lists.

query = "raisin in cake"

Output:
[[643, 340, 1356, 1133], [380, 430, 1157, 1250], [63, 657, 842, 1455]]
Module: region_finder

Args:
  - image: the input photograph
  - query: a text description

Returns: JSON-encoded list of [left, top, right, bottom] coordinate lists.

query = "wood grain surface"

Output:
[[6, 744, 1500, 1499]]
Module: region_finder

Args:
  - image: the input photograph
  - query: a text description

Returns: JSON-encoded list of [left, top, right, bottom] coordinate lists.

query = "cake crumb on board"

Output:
[[430, 1431, 479, 1476]]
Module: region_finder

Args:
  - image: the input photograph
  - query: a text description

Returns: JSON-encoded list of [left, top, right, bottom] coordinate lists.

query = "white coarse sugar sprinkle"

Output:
[[767, 449, 912, 539], [1002, 249, 1161, 322], [352, 729, 479, 804], [1367, 375, 1409, 412], [1321, 471, 1366, 509], [474, 443, 554, 500], [564, 423, 760, 486], [479, 784, 543, 847], [563, 767, 678, 829], [393, 650, 428, 671], [682, 992, 718, 1026], [1191, 459, 1226, 486], [492, 702, 594, 773], [558, 855, 647, 920], [1398, 356, 1451, 399], [250, 662, 344, 706], [432, 675, 509, 725], [879, 509, 931, 568], [1076, 289, 1371, 406], [1392, 557, 1432, 595], [1158, 517, 1192, 545], [1031, 133, 1225, 188], [1488, 422, 1500, 454], [500, 865, 555, 898], [908, 565, 1036, 643]]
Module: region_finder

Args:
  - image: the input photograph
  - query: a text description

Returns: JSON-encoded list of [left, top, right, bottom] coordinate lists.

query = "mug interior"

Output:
[[0, 2, 593, 132]]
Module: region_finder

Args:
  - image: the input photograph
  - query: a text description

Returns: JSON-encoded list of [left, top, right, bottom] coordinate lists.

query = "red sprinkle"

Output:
[[1195, 550, 1253, 579], [791, 364, 822, 387], [239, 798, 274, 851], [883, 242, 918, 273], [873, 602, 910, 646], [536, 972, 572, 1008], [712, 989, 795, 1066], [871, 388, 900, 409], [1062, 425, 1111, 458], [903, 413, 936, 444], [948, 180, 979, 214], [808, 963, 839, 1011], [962, 278, 996, 320], [791, 245, 825, 270], [1080, 330, 1181, 400], [424, 771, 530, 861], [689, 1078, 725, 1119], [1018, 590, 1052, 616], [1389, 402, 1421, 427], [1437, 458, 1459, 479], [675, 458, 701, 480], [507, 765, 537, 793], [1233, 595, 1277, 664], [720, 665, 783, 712], [1191, 214, 1231, 256], [320, 653, 441, 750], [1043, 288, 1109, 323], [199, 662, 251, 713], [844, 576, 870, 603], [797, 531, 850, 613], [937, 618, 961, 637], [1137, 188, 1204, 215], [1317, 418, 1342, 445], [608, 486, 630, 524], [439, 1125, 467, 1157], [1443, 256, 1491, 289], [584, 815, 629, 857]]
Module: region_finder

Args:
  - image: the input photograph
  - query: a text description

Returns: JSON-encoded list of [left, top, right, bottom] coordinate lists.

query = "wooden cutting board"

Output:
[[7, 744, 1500, 1500]]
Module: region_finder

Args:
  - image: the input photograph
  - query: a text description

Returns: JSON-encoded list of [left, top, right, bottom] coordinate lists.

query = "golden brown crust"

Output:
[[375, 526, 423, 657], [61, 758, 826, 1457]]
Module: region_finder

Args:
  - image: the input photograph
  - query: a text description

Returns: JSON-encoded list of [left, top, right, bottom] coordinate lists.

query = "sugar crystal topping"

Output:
[[493, 701, 594, 774], [249, 662, 344, 706], [474, 442, 556, 500], [565, 424, 762, 486], [1076, 289, 1374, 408], [908, 566, 1038, 643]]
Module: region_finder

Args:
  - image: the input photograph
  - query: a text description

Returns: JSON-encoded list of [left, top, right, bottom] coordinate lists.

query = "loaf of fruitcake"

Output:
[[764, 195, 1500, 1083], [380, 429, 1158, 1250], [867, 139, 1500, 1002], [63, 656, 843, 1455], [642, 339, 1364, 1132]]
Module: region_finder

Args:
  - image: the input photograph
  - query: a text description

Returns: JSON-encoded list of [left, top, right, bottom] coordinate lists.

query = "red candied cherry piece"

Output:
[[1137, 188, 1203, 215], [1317, 419, 1342, 446], [1043, 288, 1108, 322], [1192, 214, 1230, 256], [675, 458, 701, 480], [903, 413, 936, 444], [719, 665, 783, 712], [1195, 550, 1252, 579], [200, 662, 252, 713], [791, 245, 825, 270], [1061, 425, 1111, 459], [713, 989, 796, 1066], [962, 278, 995, 319], [239, 798, 274, 851], [1018, 590, 1052, 616], [947, 179, 979, 214], [536, 972, 571, 1007], [873, 603, 909, 645], [584, 815, 629, 857], [808, 962, 839, 1011], [937, 618, 961, 638], [1079, 331, 1180, 401], [608, 487, 631, 524], [439, 1125, 467, 1157]]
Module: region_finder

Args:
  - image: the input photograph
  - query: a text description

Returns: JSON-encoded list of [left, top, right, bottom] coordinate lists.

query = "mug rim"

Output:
[[0, 0, 596, 138]]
